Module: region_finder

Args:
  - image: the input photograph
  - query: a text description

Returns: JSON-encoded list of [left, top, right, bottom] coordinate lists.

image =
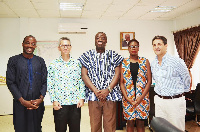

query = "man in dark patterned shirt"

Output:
[[6, 35, 47, 132]]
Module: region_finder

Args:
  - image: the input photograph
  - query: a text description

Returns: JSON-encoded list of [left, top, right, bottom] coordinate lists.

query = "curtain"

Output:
[[173, 26, 200, 69]]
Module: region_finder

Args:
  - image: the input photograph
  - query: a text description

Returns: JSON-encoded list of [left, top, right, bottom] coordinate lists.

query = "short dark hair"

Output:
[[96, 32, 107, 36], [128, 39, 139, 46], [23, 35, 36, 43], [95, 32, 107, 39], [58, 37, 70, 46], [152, 36, 167, 45]]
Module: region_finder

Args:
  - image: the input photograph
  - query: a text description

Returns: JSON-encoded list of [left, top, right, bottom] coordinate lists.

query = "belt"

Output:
[[156, 93, 184, 99]]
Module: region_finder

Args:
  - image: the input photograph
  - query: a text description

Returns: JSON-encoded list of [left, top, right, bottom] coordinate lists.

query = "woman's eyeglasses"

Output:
[[129, 45, 139, 49]]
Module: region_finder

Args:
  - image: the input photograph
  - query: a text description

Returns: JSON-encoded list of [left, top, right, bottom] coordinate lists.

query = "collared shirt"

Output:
[[151, 53, 191, 96], [79, 49, 124, 101], [47, 56, 85, 105]]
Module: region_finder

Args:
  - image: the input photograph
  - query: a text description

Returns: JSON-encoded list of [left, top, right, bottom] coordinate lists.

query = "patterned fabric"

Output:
[[79, 49, 123, 101], [47, 56, 85, 105], [27, 58, 33, 90], [122, 57, 150, 120], [151, 53, 191, 96]]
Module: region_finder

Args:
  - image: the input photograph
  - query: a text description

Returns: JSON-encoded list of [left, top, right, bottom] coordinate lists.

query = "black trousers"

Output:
[[53, 105, 81, 132]]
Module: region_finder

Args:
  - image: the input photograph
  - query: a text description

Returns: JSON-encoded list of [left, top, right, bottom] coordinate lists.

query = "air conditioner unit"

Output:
[[58, 23, 88, 34]]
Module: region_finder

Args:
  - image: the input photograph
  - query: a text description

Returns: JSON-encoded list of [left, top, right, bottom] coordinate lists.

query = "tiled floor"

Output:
[[0, 105, 200, 132]]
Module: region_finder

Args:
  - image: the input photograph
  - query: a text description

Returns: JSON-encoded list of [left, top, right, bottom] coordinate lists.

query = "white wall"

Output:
[[19, 18, 174, 62], [0, 18, 20, 113], [173, 9, 200, 31], [0, 18, 20, 77], [0, 18, 175, 77]]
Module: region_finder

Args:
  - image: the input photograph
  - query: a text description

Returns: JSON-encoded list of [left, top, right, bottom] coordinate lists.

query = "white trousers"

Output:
[[154, 95, 186, 131]]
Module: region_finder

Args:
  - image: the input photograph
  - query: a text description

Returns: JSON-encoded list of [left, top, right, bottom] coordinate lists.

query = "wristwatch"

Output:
[[107, 86, 112, 93]]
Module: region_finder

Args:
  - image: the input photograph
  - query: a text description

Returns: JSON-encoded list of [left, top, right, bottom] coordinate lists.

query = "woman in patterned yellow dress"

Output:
[[120, 39, 152, 132]]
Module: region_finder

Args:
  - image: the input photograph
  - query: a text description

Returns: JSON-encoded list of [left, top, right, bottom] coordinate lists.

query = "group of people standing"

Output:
[[6, 32, 191, 132]]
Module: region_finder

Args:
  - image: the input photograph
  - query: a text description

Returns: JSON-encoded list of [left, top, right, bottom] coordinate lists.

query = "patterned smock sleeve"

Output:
[[78, 50, 90, 69], [112, 50, 124, 67]]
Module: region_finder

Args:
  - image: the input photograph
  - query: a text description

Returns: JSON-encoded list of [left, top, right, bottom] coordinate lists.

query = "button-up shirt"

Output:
[[151, 53, 191, 96], [79, 49, 124, 101], [47, 56, 85, 105]]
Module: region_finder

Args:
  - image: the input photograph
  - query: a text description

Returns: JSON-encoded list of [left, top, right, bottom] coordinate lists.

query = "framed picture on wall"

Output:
[[120, 32, 135, 50]]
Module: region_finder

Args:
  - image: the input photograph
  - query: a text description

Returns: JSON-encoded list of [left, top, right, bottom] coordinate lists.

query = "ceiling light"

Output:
[[150, 6, 176, 13], [60, 3, 84, 10]]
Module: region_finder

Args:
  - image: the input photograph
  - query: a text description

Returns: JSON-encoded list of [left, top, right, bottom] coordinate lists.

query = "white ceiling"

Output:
[[0, 0, 199, 20]]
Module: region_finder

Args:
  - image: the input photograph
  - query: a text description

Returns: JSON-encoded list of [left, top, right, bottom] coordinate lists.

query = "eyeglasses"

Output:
[[60, 44, 71, 48], [129, 45, 139, 49]]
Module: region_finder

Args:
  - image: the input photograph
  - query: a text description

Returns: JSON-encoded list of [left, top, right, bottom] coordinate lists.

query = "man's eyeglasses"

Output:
[[60, 44, 71, 48], [129, 45, 139, 49]]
